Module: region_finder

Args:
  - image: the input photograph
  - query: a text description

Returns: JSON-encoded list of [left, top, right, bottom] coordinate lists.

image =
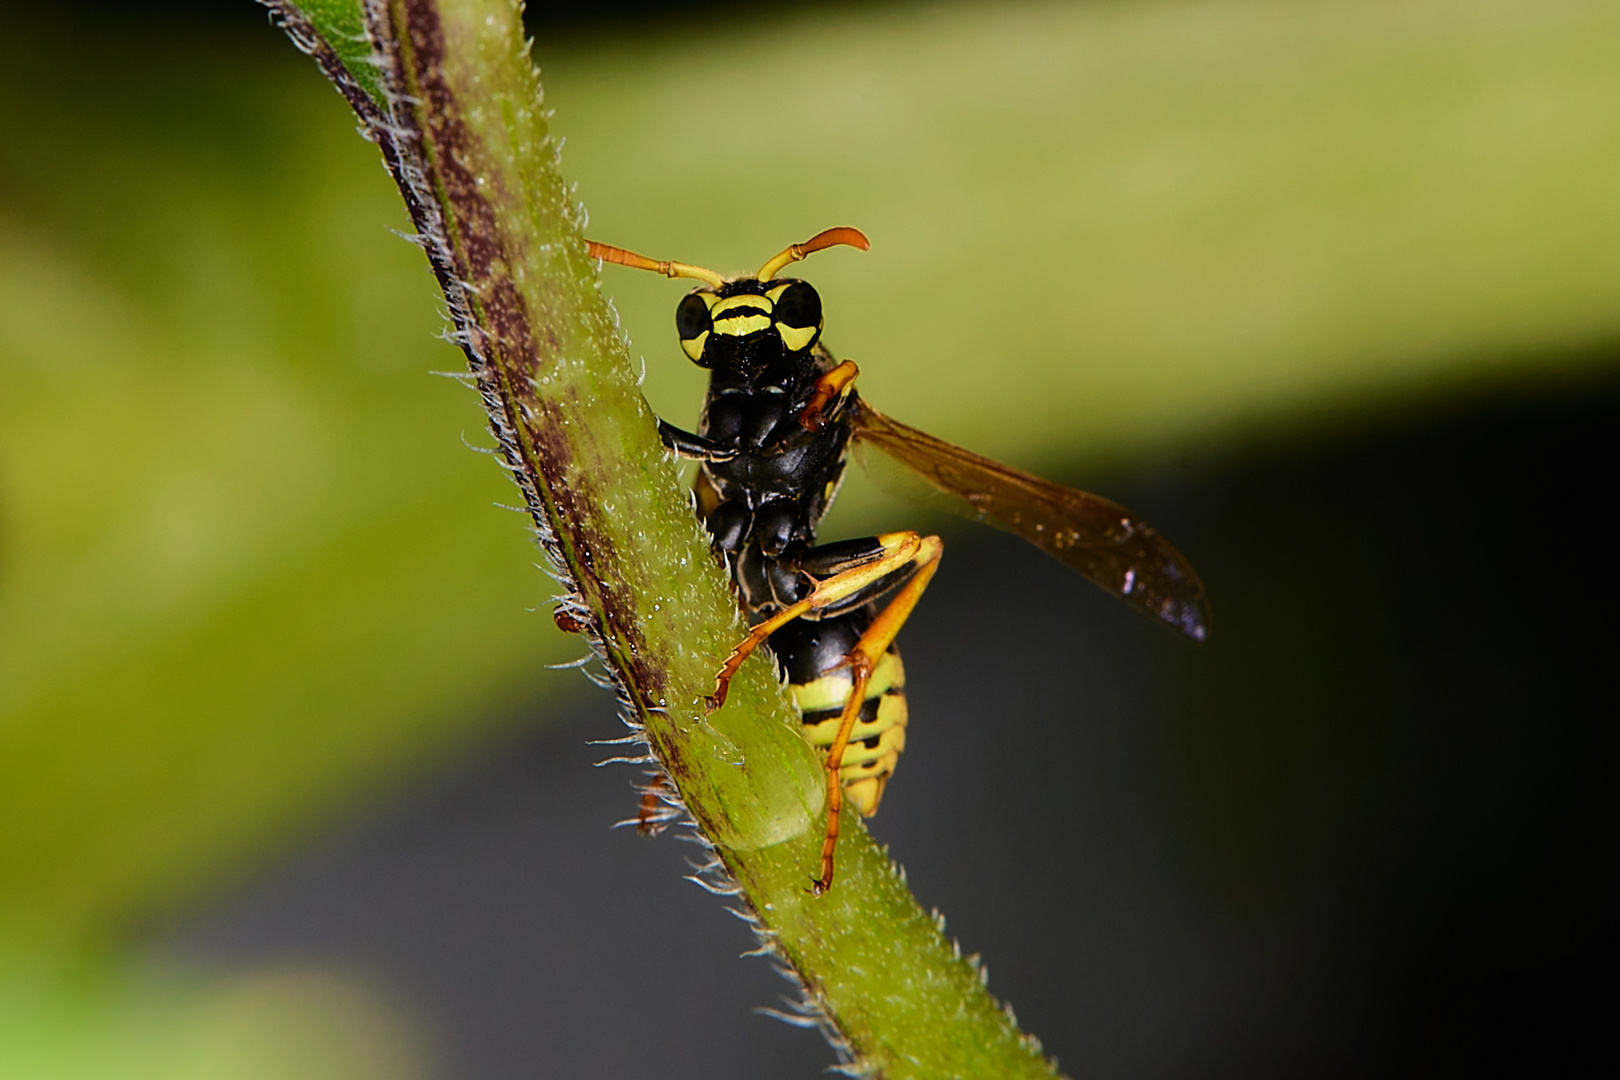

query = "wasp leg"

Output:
[[636, 773, 679, 837], [552, 605, 589, 634], [809, 535, 942, 895], [705, 531, 937, 713], [658, 420, 737, 462], [798, 360, 860, 431]]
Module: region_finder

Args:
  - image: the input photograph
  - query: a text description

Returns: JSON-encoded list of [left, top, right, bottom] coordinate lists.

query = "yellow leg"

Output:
[[706, 531, 934, 713], [811, 534, 943, 895], [798, 360, 860, 432]]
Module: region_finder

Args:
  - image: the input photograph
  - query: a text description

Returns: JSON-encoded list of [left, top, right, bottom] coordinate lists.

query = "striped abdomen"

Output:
[[768, 609, 908, 817]]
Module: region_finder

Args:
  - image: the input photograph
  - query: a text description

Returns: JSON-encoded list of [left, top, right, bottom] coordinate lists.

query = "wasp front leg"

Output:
[[798, 359, 860, 432], [657, 419, 737, 463]]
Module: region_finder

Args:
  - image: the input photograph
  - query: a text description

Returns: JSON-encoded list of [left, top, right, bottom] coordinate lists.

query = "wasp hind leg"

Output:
[[705, 531, 940, 712], [701, 530, 943, 895], [806, 535, 942, 895]]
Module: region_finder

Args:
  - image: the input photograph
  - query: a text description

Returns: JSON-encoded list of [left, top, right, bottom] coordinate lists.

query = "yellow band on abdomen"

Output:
[[790, 651, 908, 817]]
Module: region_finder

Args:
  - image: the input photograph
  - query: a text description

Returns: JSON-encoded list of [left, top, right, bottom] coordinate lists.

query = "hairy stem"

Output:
[[265, 0, 1060, 1074]]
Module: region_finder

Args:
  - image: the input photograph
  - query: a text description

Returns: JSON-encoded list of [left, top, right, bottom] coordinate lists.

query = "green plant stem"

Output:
[[266, 0, 1060, 1073]]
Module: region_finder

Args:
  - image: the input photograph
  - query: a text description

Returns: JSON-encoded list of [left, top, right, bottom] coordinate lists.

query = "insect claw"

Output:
[[704, 638, 755, 713], [827, 650, 871, 678]]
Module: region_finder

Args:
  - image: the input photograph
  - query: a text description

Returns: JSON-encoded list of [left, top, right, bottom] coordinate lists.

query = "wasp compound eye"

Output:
[[676, 293, 713, 338], [774, 282, 822, 329], [772, 282, 822, 352], [676, 293, 713, 364]]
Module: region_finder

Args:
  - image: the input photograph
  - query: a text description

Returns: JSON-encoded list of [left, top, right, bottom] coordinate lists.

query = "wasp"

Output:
[[588, 228, 1209, 894]]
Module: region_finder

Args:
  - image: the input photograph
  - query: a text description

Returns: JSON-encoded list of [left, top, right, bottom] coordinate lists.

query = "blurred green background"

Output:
[[1, 0, 1615, 1075]]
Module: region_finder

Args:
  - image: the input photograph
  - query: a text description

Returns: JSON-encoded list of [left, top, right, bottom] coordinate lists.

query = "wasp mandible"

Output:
[[589, 228, 1209, 894]]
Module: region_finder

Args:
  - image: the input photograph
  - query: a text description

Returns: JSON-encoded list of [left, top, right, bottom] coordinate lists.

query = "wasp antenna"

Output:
[[587, 240, 727, 288], [757, 226, 870, 281]]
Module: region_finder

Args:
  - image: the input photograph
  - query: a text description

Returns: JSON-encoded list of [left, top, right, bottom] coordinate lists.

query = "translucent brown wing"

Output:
[[849, 396, 1211, 642]]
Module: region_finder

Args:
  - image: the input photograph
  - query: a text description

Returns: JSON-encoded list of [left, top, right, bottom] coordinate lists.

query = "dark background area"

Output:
[[163, 366, 1617, 1078]]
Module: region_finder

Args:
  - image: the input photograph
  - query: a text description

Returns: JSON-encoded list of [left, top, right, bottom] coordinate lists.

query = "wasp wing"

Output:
[[849, 397, 1210, 642]]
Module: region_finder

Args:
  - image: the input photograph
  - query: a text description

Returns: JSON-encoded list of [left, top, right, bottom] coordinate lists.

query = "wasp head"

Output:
[[674, 279, 823, 372], [586, 227, 868, 374]]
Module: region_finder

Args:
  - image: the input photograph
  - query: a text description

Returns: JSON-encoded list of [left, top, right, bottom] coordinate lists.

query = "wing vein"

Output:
[[849, 396, 1210, 641]]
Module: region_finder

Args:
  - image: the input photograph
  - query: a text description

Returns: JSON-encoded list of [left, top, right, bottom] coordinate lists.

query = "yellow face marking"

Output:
[[764, 281, 820, 351], [716, 314, 771, 337], [777, 323, 818, 351], [710, 294, 772, 316], [681, 330, 709, 362], [709, 293, 775, 338]]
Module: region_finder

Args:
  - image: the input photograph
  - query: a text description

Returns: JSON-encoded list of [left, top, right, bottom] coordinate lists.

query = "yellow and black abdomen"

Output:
[[768, 608, 908, 817]]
